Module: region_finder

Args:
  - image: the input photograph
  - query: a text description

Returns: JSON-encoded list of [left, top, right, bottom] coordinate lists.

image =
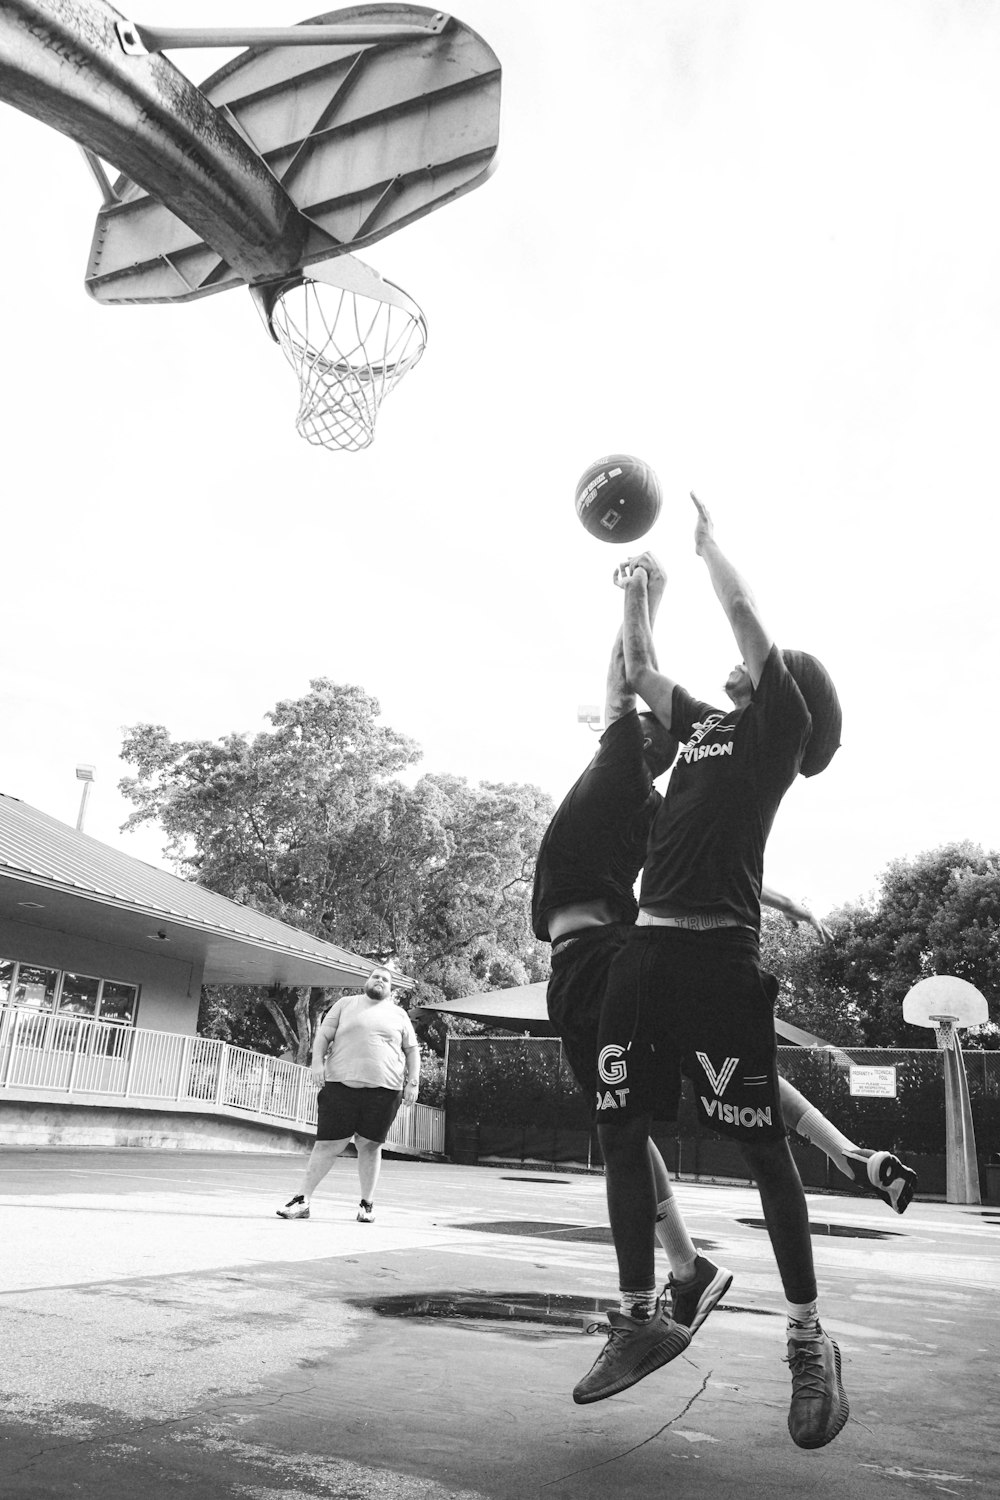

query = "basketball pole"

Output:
[[933, 1016, 982, 1206]]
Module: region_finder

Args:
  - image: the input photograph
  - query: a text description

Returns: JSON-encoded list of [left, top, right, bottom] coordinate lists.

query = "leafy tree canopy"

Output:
[[120, 680, 552, 1065], [761, 842, 1000, 1047]]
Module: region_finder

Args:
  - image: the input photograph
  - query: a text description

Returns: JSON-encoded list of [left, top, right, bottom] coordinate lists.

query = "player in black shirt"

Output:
[[578, 499, 849, 1450], [534, 579, 728, 1381], [544, 593, 913, 1412]]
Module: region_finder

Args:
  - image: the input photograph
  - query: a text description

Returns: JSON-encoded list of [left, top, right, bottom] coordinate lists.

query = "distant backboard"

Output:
[[85, 5, 502, 303], [902, 975, 988, 1030]]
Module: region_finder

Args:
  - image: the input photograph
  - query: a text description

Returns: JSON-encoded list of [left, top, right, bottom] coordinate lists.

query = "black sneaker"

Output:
[[846, 1150, 917, 1213], [866, 1151, 918, 1214], [786, 1325, 850, 1449], [668, 1255, 733, 1334], [573, 1302, 691, 1405], [276, 1195, 310, 1219]]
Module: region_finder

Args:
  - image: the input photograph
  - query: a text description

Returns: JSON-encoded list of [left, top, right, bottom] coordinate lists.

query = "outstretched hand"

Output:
[[806, 912, 834, 945], [785, 905, 834, 945], [691, 492, 714, 555], [613, 561, 646, 590], [613, 550, 665, 592]]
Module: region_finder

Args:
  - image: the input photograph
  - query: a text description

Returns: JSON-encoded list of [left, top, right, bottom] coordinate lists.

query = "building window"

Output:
[[13, 964, 58, 1011], [0, 960, 139, 1028], [59, 972, 101, 1019], [98, 981, 138, 1027]]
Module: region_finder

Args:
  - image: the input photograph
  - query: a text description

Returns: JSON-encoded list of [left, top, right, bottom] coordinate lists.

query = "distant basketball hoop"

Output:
[[252, 257, 427, 451], [903, 975, 988, 1205]]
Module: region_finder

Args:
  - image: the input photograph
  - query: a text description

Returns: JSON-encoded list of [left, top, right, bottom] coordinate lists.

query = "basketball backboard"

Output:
[[902, 975, 988, 1030], [85, 5, 502, 303], [0, 3, 500, 446]]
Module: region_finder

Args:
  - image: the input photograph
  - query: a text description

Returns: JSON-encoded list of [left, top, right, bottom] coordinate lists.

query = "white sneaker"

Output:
[[276, 1196, 310, 1219]]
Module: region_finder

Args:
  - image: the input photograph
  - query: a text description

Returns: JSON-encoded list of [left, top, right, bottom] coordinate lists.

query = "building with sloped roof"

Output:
[[0, 792, 409, 1034]]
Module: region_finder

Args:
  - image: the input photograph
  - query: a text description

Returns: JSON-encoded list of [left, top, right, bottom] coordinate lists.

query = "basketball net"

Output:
[[931, 1016, 959, 1051], [252, 256, 427, 451]]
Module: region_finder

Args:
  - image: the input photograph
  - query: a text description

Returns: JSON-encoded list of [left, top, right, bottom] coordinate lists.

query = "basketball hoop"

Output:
[[251, 255, 427, 451], [931, 1016, 959, 1051]]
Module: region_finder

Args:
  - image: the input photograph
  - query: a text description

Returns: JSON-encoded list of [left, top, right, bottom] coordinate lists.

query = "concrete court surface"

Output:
[[0, 1147, 997, 1500]]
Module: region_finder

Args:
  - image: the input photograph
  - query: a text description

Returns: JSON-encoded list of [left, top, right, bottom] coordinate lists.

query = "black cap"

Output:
[[782, 650, 842, 777]]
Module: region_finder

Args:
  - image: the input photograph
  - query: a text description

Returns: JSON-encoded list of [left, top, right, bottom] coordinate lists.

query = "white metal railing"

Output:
[[0, 1003, 444, 1154]]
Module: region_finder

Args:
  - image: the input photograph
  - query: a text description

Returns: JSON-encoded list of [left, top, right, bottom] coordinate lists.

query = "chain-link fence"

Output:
[[444, 1037, 1000, 1198]]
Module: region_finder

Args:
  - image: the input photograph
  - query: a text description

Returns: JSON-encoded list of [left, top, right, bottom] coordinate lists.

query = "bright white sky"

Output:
[[1, 0, 998, 919]]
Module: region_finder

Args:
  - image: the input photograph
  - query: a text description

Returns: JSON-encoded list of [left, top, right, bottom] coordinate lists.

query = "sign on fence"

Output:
[[849, 1065, 898, 1098]]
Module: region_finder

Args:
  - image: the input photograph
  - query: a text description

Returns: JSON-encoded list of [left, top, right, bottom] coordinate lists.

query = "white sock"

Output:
[[655, 1196, 698, 1282], [786, 1298, 820, 1337], [620, 1288, 658, 1321], [785, 1097, 862, 1182]]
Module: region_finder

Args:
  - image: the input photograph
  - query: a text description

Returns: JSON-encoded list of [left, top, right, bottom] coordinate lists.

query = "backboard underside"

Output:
[[86, 6, 501, 303]]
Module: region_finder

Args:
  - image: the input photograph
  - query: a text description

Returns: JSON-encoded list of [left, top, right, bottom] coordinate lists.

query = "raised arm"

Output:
[[605, 552, 667, 725], [604, 626, 634, 727], [618, 553, 677, 729], [691, 493, 773, 688]]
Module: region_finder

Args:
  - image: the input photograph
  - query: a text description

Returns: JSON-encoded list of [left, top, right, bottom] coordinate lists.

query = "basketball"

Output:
[[574, 454, 662, 543]]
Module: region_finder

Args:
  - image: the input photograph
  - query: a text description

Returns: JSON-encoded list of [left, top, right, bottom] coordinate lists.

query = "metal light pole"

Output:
[[75, 764, 96, 832]]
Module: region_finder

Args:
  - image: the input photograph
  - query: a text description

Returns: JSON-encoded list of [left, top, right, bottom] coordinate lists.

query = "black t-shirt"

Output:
[[532, 711, 661, 941], [639, 645, 811, 930]]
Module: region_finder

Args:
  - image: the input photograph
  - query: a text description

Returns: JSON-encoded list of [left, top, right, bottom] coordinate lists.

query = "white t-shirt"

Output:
[[322, 994, 418, 1090]]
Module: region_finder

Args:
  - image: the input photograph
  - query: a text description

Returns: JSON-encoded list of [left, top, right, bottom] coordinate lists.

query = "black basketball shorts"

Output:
[[546, 924, 631, 1098], [316, 1082, 403, 1144], [595, 926, 786, 1143], [547, 922, 676, 1121]]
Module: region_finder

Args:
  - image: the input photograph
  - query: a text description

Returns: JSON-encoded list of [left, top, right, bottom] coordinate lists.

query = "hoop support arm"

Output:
[[117, 16, 450, 55], [0, 0, 309, 283]]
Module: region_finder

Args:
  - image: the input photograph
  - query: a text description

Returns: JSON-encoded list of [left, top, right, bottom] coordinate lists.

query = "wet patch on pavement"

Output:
[[499, 1176, 571, 1184], [364, 1289, 615, 1336], [736, 1217, 903, 1240], [362, 1287, 761, 1336], [451, 1218, 724, 1251]]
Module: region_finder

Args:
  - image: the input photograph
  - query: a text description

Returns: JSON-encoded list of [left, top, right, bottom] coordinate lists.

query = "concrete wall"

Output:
[[0, 1096, 312, 1154], [0, 914, 202, 1034]]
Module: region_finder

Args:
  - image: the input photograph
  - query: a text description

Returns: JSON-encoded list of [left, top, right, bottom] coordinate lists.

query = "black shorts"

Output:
[[547, 923, 676, 1121], [595, 926, 785, 1143], [316, 1082, 403, 1144]]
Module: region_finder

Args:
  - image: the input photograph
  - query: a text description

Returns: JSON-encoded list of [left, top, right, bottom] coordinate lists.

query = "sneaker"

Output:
[[573, 1302, 691, 1405], [786, 1325, 850, 1449], [668, 1255, 733, 1335], [356, 1202, 375, 1223], [866, 1151, 917, 1214], [276, 1195, 310, 1220]]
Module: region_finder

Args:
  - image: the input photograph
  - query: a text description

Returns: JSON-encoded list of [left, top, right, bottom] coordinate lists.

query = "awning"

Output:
[[0, 792, 411, 991], [421, 981, 843, 1049]]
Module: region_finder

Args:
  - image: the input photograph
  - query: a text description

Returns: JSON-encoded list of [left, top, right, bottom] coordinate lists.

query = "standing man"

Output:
[[584, 496, 849, 1451], [277, 965, 419, 1224]]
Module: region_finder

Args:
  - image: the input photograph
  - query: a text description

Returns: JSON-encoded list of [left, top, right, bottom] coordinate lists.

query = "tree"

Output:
[[119, 680, 552, 1066], [761, 843, 1000, 1047], [759, 910, 866, 1045]]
